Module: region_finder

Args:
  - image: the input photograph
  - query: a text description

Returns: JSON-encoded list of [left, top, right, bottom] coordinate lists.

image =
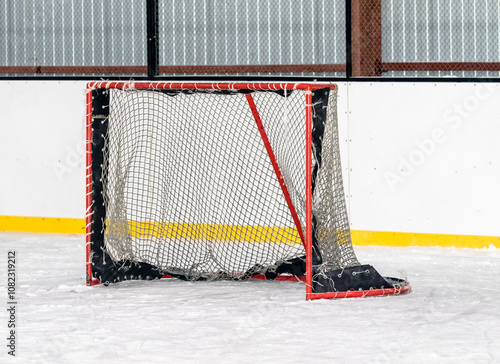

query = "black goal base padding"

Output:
[[96, 260, 164, 285], [312, 264, 401, 293]]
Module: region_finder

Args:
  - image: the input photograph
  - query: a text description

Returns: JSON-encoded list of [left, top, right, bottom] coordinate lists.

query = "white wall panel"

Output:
[[0, 81, 499, 237], [346, 82, 500, 236], [0, 81, 87, 218]]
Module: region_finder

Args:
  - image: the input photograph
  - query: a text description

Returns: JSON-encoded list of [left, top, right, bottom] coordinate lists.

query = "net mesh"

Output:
[[98, 85, 359, 280]]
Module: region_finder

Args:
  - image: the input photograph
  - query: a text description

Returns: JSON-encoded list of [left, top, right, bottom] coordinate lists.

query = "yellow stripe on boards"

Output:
[[0, 216, 499, 249], [351, 230, 500, 249], [0, 216, 86, 234]]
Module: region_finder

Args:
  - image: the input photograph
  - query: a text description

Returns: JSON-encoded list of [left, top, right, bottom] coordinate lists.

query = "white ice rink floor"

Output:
[[0, 232, 499, 364]]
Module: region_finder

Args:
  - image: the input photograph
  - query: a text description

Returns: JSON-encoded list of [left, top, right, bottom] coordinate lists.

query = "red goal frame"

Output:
[[86, 82, 411, 300]]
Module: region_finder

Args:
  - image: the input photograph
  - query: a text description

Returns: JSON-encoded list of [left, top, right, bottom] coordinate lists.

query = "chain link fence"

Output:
[[1, 0, 499, 78]]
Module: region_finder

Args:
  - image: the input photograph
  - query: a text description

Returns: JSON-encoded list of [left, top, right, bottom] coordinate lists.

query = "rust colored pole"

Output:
[[351, 0, 382, 76]]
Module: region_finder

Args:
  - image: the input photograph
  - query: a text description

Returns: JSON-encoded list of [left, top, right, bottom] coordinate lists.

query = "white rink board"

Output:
[[0, 81, 87, 218], [345, 82, 500, 236], [0, 81, 499, 237]]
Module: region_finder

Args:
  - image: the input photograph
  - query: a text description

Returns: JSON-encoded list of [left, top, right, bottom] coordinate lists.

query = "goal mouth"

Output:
[[86, 81, 410, 300]]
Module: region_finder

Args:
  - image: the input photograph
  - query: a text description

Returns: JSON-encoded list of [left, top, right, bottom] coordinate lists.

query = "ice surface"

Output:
[[0, 232, 499, 363]]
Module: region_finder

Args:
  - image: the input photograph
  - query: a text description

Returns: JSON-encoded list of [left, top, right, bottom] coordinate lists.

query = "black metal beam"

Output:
[[146, 0, 159, 79], [3, 75, 500, 83], [345, 0, 352, 79]]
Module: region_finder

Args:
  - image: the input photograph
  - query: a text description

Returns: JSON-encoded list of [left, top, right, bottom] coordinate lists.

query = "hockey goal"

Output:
[[86, 82, 410, 300]]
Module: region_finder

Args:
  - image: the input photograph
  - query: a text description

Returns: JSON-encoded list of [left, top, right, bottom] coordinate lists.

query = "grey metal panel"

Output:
[[1, 0, 146, 74], [382, 0, 500, 77], [158, 0, 346, 76]]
